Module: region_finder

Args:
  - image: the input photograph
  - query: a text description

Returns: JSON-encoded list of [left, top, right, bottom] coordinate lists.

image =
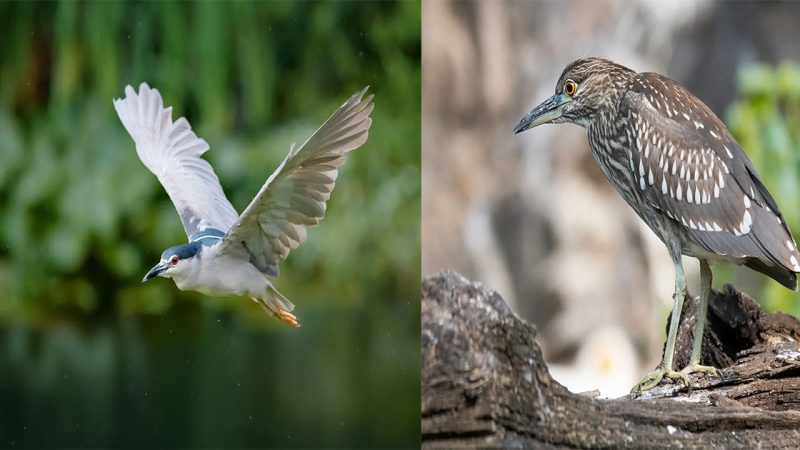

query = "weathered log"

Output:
[[421, 270, 800, 449]]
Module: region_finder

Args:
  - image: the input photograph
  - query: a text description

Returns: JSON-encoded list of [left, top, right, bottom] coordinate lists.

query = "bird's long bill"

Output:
[[513, 94, 569, 134], [142, 261, 169, 282]]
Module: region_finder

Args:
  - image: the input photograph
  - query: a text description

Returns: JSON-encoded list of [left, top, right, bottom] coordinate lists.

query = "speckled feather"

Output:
[[557, 58, 799, 288], [622, 73, 800, 286]]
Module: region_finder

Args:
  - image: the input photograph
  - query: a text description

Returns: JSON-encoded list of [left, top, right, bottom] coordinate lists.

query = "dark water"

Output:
[[0, 304, 420, 448]]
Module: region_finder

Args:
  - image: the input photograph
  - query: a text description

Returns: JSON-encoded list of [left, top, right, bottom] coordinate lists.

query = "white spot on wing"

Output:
[[739, 210, 752, 235]]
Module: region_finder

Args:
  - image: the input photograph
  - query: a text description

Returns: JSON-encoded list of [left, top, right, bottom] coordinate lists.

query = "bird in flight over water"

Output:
[[114, 83, 373, 328]]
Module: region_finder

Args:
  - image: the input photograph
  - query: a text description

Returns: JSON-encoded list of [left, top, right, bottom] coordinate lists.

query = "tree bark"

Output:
[[421, 270, 800, 449]]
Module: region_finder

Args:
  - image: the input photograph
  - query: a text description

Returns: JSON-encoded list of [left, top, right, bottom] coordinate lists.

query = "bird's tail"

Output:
[[252, 285, 298, 328]]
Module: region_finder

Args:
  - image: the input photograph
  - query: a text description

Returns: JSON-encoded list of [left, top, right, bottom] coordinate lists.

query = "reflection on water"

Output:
[[0, 302, 420, 448]]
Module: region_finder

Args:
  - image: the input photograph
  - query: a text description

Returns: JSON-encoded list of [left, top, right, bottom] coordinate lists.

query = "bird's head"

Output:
[[142, 243, 201, 282], [513, 57, 635, 133]]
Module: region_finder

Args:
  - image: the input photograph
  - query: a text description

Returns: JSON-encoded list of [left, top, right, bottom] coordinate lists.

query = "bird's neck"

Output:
[[585, 86, 638, 201], [571, 70, 634, 130]]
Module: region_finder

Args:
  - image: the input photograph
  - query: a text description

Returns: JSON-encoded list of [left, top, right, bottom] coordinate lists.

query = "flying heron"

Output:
[[115, 83, 373, 328]]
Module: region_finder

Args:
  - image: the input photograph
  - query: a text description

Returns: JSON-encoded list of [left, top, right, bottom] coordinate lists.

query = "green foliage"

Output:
[[0, 2, 420, 448], [725, 62, 800, 315], [0, 1, 421, 322]]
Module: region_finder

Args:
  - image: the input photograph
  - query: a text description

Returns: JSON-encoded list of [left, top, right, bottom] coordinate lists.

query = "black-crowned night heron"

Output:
[[513, 58, 800, 392], [114, 83, 373, 328]]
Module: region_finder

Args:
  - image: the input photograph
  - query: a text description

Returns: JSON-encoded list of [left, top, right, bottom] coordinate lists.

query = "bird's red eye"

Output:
[[170, 256, 179, 266], [564, 79, 577, 96]]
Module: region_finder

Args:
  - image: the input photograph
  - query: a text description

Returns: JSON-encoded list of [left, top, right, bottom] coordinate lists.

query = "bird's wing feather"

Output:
[[114, 83, 239, 238], [622, 74, 800, 280], [218, 87, 373, 274]]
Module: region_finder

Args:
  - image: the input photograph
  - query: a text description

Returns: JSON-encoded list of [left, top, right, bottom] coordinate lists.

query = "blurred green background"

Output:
[[0, 1, 420, 448], [724, 62, 800, 316]]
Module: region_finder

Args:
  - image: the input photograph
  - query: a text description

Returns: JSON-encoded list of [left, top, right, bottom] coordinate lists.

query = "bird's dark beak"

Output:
[[142, 261, 169, 283], [513, 93, 570, 134]]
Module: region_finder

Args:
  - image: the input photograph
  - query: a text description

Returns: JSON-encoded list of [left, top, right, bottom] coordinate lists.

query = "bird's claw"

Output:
[[632, 363, 718, 392], [273, 308, 299, 328], [631, 368, 689, 392], [679, 363, 718, 378]]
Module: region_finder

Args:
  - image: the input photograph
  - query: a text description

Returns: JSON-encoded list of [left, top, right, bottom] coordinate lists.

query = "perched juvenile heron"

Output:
[[114, 83, 373, 328], [513, 58, 799, 392]]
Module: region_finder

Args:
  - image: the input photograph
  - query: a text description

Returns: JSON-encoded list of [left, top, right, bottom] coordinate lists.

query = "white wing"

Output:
[[114, 83, 239, 237], [219, 87, 374, 274]]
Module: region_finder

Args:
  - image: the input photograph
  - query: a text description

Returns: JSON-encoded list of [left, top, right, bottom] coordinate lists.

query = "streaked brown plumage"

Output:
[[514, 57, 799, 392]]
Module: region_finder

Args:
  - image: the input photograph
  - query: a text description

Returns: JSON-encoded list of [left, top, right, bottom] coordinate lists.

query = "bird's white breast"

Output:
[[172, 243, 270, 298]]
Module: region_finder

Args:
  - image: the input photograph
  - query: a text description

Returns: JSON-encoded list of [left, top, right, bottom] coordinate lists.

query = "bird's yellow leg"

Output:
[[632, 291, 689, 391], [273, 307, 299, 329], [632, 253, 688, 392], [678, 259, 718, 378], [251, 296, 300, 328]]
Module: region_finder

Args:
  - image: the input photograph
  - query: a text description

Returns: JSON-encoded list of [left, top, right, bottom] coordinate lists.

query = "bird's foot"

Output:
[[273, 308, 299, 328], [631, 368, 690, 392], [678, 362, 718, 378]]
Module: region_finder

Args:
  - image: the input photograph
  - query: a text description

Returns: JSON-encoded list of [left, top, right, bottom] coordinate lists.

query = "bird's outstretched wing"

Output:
[[218, 87, 373, 275], [114, 83, 239, 237], [621, 73, 800, 286]]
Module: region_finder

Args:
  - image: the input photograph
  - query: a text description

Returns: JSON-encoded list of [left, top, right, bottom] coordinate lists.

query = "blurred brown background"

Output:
[[422, 0, 800, 396]]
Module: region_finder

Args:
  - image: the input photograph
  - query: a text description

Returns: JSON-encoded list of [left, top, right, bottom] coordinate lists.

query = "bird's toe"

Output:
[[274, 308, 299, 328], [631, 369, 666, 393], [678, 363, 718, 378]]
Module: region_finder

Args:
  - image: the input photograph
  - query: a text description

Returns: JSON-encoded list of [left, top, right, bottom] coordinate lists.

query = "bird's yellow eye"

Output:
[[170, 256, 179, 266], [564, 79, 577, 96]]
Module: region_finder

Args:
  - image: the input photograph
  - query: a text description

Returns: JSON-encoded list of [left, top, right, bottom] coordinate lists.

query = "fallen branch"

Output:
[[421, 270, 800, 448]]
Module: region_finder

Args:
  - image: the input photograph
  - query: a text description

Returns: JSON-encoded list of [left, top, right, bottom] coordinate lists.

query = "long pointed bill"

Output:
[[142, 261, 169, 282], [513, 94, 570, 134]]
